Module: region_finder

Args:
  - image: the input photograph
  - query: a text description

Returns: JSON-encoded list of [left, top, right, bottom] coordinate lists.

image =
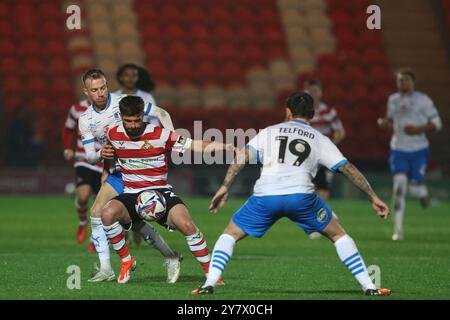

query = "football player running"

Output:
[[192, 92, 392, 296], [378, 68, 442, 241], [78, 69, 181, 283]]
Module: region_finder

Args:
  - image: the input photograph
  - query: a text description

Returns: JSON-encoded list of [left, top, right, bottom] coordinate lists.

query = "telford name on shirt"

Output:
[[279, 127, 315, 139]]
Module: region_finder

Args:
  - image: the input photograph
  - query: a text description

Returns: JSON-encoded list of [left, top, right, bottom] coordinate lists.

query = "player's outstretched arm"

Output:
[[377, 117, 393, 130], [190, 140, 235, 153], [209, 147, 250, 213], [337, 162, 389, 219]]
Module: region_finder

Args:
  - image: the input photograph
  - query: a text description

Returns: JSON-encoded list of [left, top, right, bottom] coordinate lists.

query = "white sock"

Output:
[[393, 174, 407, 235], [91, 217, 112, 272], [204, 234, 236, 287], [334, 235, 375, 291], [408, 184, 428, 199]]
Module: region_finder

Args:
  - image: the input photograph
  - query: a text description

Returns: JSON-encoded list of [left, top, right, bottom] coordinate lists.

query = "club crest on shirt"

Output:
[[142, 140, 154, 149], [316, 208, 328, 223], [177, 136, 187, 145]]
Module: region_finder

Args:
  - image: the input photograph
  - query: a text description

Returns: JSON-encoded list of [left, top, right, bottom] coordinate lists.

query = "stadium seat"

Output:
[[194, 61, 220, 84], [22, 58, 46, 76], [171, 61, 196, 84]]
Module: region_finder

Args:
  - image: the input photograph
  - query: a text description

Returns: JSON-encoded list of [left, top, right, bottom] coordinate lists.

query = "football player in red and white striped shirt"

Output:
[[63, 99, 103, 249], [102, 96, 234, 284], [304, 80, 346, 201]]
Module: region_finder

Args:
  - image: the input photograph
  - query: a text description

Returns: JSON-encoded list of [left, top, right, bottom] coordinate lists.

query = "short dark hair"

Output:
[[303, 79, 322, 89], [396, 68, 416, 81], [286, 92, 315, 119], [116, 63, 156, 92], [81, 68, 106, 84], [119, 96, 145, 116]]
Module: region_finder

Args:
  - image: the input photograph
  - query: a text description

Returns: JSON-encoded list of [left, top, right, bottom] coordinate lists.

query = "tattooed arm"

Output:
[[209, 147, 251, 213], [338, 162, 390, 219]]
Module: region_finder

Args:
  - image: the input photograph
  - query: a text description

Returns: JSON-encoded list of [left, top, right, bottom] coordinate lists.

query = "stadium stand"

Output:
[[0, 0, 448, 166]]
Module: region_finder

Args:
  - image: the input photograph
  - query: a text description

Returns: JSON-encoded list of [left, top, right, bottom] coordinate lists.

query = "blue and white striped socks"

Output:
[[204, 234, 236, 287], [334, 235, 376, 291]]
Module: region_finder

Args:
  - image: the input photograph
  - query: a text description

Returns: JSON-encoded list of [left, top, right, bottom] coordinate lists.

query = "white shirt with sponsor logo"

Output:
[[247, 120, 348, 196], [107, 123, 192, 193], [78, 93, 171, 164], [387, 91, 440, 152]]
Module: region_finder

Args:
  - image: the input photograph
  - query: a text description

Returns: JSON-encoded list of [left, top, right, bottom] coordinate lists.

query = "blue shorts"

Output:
[[105, 169, 124, 194], [232, 193, 333, 238], [389, 148, 428, 184]]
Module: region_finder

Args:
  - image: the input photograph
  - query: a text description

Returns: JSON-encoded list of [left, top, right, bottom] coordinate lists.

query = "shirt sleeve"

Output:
[[79, 115, 101, 164], [330, 108, 343, 131], [145, 103, 175, 131], [387, 96, 395, 120], [422, 95, 440, 120], [318, 134, 348, 172], [165, 129, 192, 153], [246, 128, 268, 163]]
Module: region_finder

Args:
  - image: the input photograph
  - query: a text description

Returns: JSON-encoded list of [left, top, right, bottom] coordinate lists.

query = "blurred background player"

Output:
[[102, 96, 231, 283], [62, 99, 102, 251], [114, 63, 156, 104], [304, 80, 346, 239], [192, 92, 391, 296], [113, 63, 163, 247], [304, 80, 346, 200], [79, 69, 181, 282], [378, 68, 442, 241]]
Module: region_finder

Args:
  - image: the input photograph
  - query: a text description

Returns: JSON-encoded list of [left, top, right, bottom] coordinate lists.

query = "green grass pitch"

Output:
[[0, 196, 449, 300]]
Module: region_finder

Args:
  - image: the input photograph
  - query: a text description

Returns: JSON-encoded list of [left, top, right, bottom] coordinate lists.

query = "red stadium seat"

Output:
[[171, 61, 195, 84], [143, 42, 165, 61], [48, 58, 72, 75], [184, 6, 206, 24], [40, 20, 63, 38], [0, 39, 16, 57], [189, 24, 211, 42], [216, 43, 241, 64], [0, 20, 14, 37], [147, 61, 170, 84], [46, 40, 68, 57], [212, 25, 236, 44], [18, 39, 41, 57], [191, 42, 216, 62], [0, 57, 19, 75], [164, 24, 187, 43], [208, 6, 233, 25], [141, 24, 161, 38], [38, 3, 62, 21], [195, 61, 220, 85], [166, 42, 191, 61], [22, 58, 46, 76], [27, 77, 48, 94], [219, 61, 245, 86], [2, 76, 22, 94], [242, 44, 266, 67]]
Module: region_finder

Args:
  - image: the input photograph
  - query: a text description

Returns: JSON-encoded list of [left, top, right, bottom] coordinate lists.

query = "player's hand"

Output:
[[377, 117, 389, 129], [63, 149, 74, 161], [371, 196, 389, 219], [404, 125, 422, 135], [101, 143, 115, 159], [209, 185, 229, 213]]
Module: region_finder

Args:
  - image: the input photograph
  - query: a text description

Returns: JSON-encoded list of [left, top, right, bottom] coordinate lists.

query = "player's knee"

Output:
[[180, 220, 197, 236], [393, 174, 407, 196], [101, 206, 118, 226], [76, 195, 89, 207]]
